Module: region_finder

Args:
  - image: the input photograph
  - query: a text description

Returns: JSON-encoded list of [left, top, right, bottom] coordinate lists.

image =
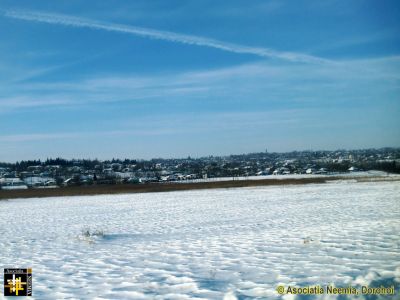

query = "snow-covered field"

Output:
[[0, 180, 399, 299]]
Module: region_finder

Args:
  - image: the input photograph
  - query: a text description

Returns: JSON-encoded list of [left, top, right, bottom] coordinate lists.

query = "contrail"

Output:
[[4, 10, 328, 64]]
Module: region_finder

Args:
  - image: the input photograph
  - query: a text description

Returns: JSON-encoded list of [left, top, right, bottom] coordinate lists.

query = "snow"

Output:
[[0, 180, 399, 299]]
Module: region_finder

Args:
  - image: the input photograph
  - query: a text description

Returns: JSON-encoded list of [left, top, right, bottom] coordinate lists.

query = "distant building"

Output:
[[0, 178, 28, 190]]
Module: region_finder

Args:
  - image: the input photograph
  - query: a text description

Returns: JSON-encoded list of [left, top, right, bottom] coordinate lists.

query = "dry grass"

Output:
[[0, 176, 397, 200]]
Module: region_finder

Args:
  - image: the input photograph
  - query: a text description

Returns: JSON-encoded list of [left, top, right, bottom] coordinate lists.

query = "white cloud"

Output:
[[0, 129, 179, 143], [1, 56, 399, 112], [0, 109, 308, 143], [4, 9, 328, 64]]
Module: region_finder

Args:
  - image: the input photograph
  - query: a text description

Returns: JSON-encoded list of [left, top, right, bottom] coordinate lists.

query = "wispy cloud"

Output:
[[0, 109, 308, 143], [1, 55, 399, 112], [0, 129, 178, 143], [3, 9, 328, 64]]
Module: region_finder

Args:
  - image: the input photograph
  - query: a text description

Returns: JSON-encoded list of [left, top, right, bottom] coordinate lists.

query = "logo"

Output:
[[4, 268, 32, 296]]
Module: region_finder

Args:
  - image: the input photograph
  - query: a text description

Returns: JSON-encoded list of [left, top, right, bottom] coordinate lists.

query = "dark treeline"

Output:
[[0, 158, 138, 171]]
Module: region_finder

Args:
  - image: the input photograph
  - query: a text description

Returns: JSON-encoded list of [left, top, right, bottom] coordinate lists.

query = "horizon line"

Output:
[[0, 146, 398, 164]]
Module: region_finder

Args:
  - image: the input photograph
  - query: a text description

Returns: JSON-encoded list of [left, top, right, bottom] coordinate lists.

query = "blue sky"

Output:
[[0, 0, 399, 162]]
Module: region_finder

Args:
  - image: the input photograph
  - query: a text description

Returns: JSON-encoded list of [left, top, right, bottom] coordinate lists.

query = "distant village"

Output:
[[1, 148, 399, 190]]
